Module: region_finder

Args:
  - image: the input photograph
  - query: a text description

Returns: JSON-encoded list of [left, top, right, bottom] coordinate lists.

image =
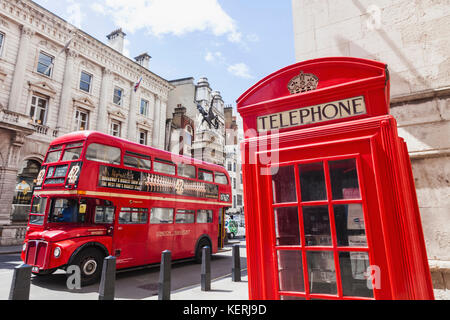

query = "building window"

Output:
[[233, 162, 236, 172], [110, 120, 121, 137], [227, 162, 232, 171], [113, 87, 123, 106], [74, 109, 89, 131], [237, 194, 242, 206], [0, 32, 4, 55], [185, 125, 193, 146], [79, 71, 92, 93], [140, 99, 148, 116], [139, 129, 148, 145], [30, 95, 48, 124], [37, 52, 54, 77]]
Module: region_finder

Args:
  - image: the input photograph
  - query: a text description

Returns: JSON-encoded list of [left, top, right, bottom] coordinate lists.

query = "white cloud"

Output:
[[93, 0, 242, 43], [66, 0, 84, 28], [227, 63, 253, 79], [204, 51, 225, 64]]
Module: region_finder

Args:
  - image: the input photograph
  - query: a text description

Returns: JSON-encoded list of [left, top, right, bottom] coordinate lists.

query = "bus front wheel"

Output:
[[70, 248, 104, 286]]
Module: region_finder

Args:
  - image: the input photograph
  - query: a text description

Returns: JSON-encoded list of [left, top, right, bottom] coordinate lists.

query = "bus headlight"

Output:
[[53, 247, 61, 258], [22, 243, 27, 252]]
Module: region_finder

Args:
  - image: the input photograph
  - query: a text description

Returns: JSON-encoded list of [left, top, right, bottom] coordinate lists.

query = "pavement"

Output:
[[0, 239, 249, 300], [2, 241, 449, 300]]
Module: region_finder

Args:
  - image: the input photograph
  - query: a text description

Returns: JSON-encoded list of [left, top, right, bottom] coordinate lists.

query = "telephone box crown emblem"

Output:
[[287, 71, 319, 94]]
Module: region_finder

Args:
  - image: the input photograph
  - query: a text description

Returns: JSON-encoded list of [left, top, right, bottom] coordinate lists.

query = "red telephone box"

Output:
[[237, 57, 434, 300]]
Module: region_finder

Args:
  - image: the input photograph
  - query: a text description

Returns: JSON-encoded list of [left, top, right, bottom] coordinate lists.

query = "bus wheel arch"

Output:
[[194, 235, 212, 264], [67, 242, 108, 286]]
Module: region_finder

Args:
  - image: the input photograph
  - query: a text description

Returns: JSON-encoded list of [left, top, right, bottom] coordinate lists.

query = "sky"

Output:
[[33, 0, 295, 108]]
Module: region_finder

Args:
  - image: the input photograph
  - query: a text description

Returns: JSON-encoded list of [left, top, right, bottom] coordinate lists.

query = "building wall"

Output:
[[292, 0, 450, 288], [0, 0, 172, 244]]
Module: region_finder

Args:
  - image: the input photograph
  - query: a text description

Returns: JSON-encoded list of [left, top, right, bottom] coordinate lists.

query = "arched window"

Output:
[[12, 159, 41, 222]]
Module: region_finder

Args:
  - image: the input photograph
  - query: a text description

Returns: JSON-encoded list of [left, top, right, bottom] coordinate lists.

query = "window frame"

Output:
[[30, 94, 49, 125], [74, 108, 89, 131], [0, 32, 5, 57], [139, 129, 148, 145], [110, 120, 121, 137], [113, 87, 123, 106], [79, 71, 93, 93], [140, 98, 149, 116], [36, 51, 54, 77]]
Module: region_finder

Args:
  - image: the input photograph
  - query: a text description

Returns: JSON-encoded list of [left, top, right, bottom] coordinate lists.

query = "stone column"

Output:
[[56, 49, 77, 134], [8, 26, 34, 114], [97, 68, 113, 133], [152, 95, 161, 148], [0, 132, 26, 225], [127, 84, 138, 142]]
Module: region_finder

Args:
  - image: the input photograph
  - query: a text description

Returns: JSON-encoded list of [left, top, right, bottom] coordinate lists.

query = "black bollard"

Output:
[[201, 246, 211, 291], [158, 250, 171, 300], [9, 264, 32, 300], [98, 256, 116, 300], [232, 244, 241, 282]]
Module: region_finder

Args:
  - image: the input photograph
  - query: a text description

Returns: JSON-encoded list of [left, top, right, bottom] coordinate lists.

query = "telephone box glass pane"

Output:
[[298, 162, 327, 202], [307, 251, 337, 294], [339, 252, 373, 298], [334, 204, 367, 247], [272, 166, 297, 203], [302, 206, 332, 246], [329, 159, 360, 200], [277, 250, 304, 292], [274, 207, 301, 245]]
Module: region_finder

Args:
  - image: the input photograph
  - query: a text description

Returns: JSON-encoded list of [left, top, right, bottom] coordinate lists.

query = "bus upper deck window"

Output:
[[86, 143, 121, 165], [124, 151, 151, 170], [62, 142, 84, 161], [153, 158, 175, 175], [178, 163, 196, 179], [215, 172, 228, 184], [198, 169, 213, 182]]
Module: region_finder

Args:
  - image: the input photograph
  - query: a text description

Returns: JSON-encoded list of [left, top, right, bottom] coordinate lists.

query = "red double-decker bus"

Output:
[[21, 131, 232, 285]]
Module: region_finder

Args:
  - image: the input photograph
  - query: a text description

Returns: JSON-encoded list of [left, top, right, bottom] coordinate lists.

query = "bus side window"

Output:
[[176, 209, 195, 223], [150, 208, 174, 224], [119, 207, 148, 224], [197, 209, 213, 223], [95, 206, 114, 223]]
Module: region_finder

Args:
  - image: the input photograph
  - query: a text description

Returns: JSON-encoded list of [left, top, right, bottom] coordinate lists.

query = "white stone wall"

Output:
[[292, 0, 450, 286]]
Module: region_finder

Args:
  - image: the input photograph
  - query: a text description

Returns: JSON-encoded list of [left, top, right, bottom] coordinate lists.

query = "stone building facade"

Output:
[[292, 0, 450, 289], [0, 0, 172, 245], [224, 106, 244, 217]]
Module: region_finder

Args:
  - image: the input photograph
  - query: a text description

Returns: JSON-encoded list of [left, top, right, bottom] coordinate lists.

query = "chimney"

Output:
[[107, 28, 126, 54], [135, 52, 151, 69]]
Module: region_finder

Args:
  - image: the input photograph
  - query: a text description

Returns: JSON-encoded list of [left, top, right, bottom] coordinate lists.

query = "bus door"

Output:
[[218, 208, 225, 249], [114, 201, 149, 268], [147, 207, 175, 263]]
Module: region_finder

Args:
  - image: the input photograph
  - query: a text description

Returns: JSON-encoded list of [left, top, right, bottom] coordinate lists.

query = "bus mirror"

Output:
[[79, 204, 87, 214]]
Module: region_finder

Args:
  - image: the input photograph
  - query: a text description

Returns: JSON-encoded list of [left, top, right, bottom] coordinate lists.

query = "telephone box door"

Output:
[[255, 137, 389, 300]]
